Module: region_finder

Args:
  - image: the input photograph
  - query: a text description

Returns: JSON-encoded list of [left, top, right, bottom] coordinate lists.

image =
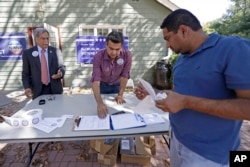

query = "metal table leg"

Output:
[[26, 142, 41, 167], [162, 135, 170, 149]]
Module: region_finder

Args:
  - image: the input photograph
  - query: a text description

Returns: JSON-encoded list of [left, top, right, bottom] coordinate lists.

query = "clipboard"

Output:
[[110, 113, 146, 130]]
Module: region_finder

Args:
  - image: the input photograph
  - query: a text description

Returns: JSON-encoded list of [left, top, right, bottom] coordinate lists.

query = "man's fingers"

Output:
[[99, 111, 107, 118]]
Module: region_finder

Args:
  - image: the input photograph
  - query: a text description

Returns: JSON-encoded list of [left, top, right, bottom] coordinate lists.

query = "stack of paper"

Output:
[[110, 113, 146, 130]]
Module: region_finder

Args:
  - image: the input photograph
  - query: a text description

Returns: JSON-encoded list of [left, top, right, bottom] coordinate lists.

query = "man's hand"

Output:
[[97, 103, 108, 118], [0, 116, 4, 123], [24, 88, 33, 99], [51, 69, 62, 79], [134, 82, 149, 100], [155, 90, 185, 113], [115, 95, 126, 104]]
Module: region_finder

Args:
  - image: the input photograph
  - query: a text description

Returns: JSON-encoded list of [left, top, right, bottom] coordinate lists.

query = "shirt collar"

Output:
[[183, 33, 220, 57], [37, 46, 47, 53]]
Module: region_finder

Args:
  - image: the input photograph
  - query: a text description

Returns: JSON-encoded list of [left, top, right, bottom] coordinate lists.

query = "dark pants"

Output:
[[32, 83, 52, 100], [100, 81, 120, 94], [42, 83, 52, 94]]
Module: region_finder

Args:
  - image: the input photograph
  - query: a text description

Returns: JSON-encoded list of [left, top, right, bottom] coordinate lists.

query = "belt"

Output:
[[108, 83, 120, 86], [101, 81, 120, 86], [42, 83, 51, 87]]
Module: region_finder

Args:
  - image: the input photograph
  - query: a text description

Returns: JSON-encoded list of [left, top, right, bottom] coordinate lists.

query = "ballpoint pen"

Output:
[[74, 117, 81, 127]]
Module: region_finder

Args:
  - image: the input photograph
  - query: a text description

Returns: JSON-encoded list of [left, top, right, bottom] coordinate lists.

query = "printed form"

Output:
[[74, 115, 110, 131]]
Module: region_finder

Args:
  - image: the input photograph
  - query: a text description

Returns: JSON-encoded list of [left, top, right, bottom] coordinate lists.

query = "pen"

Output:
[[112, 111, 126, 115], [77, 117, 81, 127], [135, 113, 144, 122], [74, 117, 81, 127]]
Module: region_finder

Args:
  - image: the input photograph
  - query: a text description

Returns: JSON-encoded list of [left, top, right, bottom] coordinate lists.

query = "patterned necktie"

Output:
[[41, 49, 49, 85]]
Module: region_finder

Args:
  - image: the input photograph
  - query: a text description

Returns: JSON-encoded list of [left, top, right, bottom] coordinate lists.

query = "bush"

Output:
[[168, 53, 180, 88]]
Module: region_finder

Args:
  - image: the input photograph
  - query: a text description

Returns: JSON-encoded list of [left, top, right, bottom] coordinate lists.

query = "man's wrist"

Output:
[[117, 94, 123, 97]]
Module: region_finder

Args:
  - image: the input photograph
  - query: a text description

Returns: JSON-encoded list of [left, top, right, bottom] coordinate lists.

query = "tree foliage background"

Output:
[[207, 0, 250, 38], [170, 0, 250, 83]]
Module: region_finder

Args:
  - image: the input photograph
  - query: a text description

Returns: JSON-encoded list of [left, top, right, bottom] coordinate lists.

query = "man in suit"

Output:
[[22, 27, 66, 100]]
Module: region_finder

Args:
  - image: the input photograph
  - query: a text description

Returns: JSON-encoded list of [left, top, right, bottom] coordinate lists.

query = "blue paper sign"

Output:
[[0, 32, 26, 61], [76, 35, 129, 64]]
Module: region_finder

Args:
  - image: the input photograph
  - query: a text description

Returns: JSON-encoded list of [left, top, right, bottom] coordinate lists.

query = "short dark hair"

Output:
[[160, 9, 202, 33], [106, 31, 124, 44]]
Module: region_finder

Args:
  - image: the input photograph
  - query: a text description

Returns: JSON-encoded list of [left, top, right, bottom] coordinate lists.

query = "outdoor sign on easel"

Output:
[[76, 35, 129, 65], [0, 32, 26, 61]]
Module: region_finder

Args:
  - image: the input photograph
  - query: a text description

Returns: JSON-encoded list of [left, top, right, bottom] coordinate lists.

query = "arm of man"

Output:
[[115, 50, 133, 104], [21, 50, 33, 98], [115, 77, 128, 104], [155, 89, 250, 121], [92, 81, 108, 118], [52, 48, 66, 79]]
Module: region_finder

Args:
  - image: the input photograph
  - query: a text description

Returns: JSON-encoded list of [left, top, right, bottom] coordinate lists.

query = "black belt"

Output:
[[101, 81, 120, 86], [42, 83, 51, 87]]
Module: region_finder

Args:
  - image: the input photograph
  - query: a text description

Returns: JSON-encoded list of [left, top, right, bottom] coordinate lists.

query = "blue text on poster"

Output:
[[76, 36, 129, 64]]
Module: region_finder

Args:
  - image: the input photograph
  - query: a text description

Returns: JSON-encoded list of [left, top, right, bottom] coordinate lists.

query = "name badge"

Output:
[[117, 58, 124, 65]]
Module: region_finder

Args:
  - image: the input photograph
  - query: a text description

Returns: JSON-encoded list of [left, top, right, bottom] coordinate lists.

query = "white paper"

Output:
[[132, 96, 155, 114], [139, 78, 156, 100], [34, 119, 58, 133], [141, 113, 166, 125], [74, 115, 110, 131], [42, 117, 65, 128], [110, 113, 146, 130], [33, 115, 73, 133], [155, 92, 168, 100]]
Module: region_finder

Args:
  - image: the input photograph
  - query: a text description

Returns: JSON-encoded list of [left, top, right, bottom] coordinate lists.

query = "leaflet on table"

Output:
[[141, 113, 166, 125], [74, 115, 110, 131], [110, 113, 146, 130], [34, 115, 73, 133]]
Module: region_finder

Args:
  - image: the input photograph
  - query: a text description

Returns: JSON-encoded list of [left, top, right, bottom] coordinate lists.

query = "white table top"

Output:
[[0, 93, 169, 143]]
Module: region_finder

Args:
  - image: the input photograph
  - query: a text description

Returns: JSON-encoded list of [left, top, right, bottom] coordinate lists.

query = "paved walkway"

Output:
[[0, 89, 250, 167]]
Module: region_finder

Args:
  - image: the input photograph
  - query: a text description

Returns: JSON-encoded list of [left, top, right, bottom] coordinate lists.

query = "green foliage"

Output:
[[169, 53, 179, 67], [208, 0, 250, 38], [168, 53, 180, 88]]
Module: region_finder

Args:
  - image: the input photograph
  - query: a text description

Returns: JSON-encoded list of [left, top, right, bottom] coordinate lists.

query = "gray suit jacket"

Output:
[[22, 46, 66, 99]]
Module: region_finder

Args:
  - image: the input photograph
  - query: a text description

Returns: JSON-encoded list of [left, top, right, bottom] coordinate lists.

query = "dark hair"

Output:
[[160, 9, 202, 33], [106, 31, 124, 44]]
